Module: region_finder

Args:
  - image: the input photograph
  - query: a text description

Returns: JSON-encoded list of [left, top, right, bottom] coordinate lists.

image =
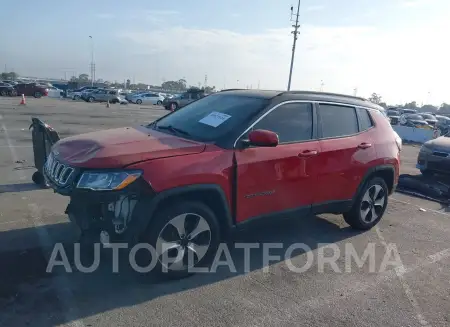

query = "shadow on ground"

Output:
[[0, 183, 42, 194], [0, 215, 363, 325]]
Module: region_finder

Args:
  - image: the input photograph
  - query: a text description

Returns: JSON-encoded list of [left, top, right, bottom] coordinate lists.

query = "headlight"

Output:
[[76, 170, 142, 191]]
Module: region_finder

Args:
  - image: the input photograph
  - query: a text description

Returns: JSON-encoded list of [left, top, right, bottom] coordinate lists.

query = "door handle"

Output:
[[298, 150, 319, 157], [358, 142, 372, 149]]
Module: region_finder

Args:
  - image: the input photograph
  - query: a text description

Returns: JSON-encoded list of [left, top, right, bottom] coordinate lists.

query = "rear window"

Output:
[[150, 94, 269, 142]]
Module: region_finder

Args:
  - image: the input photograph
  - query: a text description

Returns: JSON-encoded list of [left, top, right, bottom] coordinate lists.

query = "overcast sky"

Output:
[[1, 0, 448, 105]]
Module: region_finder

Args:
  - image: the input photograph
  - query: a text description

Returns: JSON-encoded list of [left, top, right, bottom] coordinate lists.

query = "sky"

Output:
[[1, 0, 449, 105]]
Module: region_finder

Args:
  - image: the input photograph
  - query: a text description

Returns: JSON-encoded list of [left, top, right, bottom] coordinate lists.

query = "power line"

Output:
[[287, 0, 301, 91]]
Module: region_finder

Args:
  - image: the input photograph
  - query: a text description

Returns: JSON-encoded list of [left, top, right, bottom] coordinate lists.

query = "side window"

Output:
[[253, 103, 313, 143], [319, 104, 358, 138], [108, 90, 116, 95], [191, 93, 201, 100], [357, 108, 374, 131]]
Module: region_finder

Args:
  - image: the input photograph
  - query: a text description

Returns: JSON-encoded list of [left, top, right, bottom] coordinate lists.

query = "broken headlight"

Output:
[[76, 170, 142, 191]]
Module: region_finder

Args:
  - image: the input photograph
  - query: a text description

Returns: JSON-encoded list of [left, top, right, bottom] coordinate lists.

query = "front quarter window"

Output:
[[149, 94, 269, 142]]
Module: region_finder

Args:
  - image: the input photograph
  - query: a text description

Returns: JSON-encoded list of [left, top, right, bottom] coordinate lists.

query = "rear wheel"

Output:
[[73, 95, 80, 100], [0, 90, 6, 96], [142, 201, 221, 279], [88, 97, 94, 102], [343, 177, 388, 230], [9, 89, 17, 96], [34, 92, 42, 98], [157, 100, 162, 105], [136, 99, 142, 104]]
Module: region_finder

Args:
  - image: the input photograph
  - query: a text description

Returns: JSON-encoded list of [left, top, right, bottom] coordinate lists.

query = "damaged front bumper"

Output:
[[44, 165, 155, 245]]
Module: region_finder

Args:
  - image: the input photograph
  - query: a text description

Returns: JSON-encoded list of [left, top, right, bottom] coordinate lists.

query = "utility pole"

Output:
[[287, 0, 301, 91], [89, 36, 95, 86], [353, 87, 358, 96], [320, 80, 324, 91], [204, 74, 208, 87]]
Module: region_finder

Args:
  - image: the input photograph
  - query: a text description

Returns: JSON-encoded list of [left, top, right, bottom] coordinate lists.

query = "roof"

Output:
[[218, 89, 383, 110]]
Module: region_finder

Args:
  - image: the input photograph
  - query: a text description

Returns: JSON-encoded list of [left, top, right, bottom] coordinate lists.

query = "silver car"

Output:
[[129, 92, 165, 105]]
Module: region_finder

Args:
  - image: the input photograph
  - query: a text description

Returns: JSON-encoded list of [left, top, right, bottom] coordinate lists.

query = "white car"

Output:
[[129, 92, 165, 105]]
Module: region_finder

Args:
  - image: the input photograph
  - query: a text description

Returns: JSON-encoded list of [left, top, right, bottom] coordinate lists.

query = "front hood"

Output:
[[425, 136, 450, 152], [53, 126, 206, 168]]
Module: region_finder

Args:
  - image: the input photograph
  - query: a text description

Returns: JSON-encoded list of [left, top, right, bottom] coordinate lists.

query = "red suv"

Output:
[[44, 90, 401, 277], [14, 83, 48, 98]]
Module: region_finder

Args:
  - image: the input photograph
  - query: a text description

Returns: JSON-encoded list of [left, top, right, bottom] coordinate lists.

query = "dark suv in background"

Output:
[[14, 83, 48, 98], [163, 89, 207, 110]]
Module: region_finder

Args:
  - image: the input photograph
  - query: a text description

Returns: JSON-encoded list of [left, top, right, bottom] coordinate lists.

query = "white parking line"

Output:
[[391, 195, 450, 217], [0, 115, 85, 327], [375, 226, 431, 327]]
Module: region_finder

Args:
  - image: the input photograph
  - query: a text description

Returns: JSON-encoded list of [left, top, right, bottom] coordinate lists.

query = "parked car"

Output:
[[128, 92, 165, 105], [14, 83, 48, 98], [0, 82, 17, 96], [83, 89, 127, 104], [162, 89, 206, 110], [420, 113, 438, 127], [46, 86, 63, 98], [435, 115, 450, 135], [68, 86, 99, 100], [417, 132, 450, 175], [43, 90, 400, 278], [387, 109, 401, 125], [401, 108, 417, 114], [399, 113, 432, 129]]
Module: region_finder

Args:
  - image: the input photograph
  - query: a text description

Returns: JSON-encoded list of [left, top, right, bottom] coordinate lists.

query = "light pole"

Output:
[[89, 36, 95, 86], [287, 0, 301, 91]]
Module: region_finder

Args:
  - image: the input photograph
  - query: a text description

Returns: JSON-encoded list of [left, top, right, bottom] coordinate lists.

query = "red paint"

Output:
[[248, 129, 279, 147]]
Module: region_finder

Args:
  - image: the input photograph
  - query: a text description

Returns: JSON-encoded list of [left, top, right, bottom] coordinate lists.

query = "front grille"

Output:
[[45, 153, 74, 186]]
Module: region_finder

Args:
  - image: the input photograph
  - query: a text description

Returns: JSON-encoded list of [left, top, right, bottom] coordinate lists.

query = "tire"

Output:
[[88, 97, 94, 103], [74, 95, 80, 100], [343, 177, 388, 230], [157, 100, 162, 105], [170, 102, 178, 111], [142, 201, 221, 279], [0, 90, 6, 96], [34, 92, 42, 98], [136, 99, 142, 104], [9, 89, 17, 96]]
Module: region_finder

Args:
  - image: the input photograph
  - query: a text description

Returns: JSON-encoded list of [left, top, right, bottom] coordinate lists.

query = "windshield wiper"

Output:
[[156, 124, 191, 136]]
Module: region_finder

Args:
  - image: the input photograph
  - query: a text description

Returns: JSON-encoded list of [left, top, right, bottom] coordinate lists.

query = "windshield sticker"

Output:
[[199, 112, 231, 127]]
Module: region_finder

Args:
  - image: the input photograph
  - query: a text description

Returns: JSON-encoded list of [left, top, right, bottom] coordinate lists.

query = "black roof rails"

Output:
[[219, 88, 247, 92], [284, 90, 367, 102]]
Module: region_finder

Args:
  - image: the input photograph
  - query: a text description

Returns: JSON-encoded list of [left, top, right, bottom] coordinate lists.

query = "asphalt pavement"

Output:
[[0, 97, 449, 327]]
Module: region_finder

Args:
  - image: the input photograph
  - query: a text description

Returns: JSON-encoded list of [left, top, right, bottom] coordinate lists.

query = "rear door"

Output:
[[235, 102, 320, 223], [314, 103, 377, 204]]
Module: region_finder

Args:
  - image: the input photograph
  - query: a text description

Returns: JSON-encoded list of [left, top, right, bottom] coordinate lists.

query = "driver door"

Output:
[[234, 102, 321, 223]]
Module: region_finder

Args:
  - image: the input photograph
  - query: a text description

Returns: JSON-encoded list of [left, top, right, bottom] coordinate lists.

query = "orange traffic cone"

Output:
[[106, 100, 110, 108], [19, 94, 26, 105]]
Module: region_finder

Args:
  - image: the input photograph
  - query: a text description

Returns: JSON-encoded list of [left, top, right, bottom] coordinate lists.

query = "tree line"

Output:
[[368, 92, 450, 114]]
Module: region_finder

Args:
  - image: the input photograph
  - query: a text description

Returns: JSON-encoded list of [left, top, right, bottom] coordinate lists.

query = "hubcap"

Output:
[[156, 213, 211, 271], [360, 184, 386, 223]]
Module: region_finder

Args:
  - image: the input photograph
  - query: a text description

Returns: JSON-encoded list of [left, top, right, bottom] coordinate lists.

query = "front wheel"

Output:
[[9, 89, 17, 96], [88, 97, 94, 102], [143, 201, 221, 279], [170, 102, 178, 111], [73, 95, 80, 100], [343, 177, 388, 230], [34, 92, 42, 98], [136, 99, 142, 104], [157, 100, 162, 105], [0, 90, 6, 96]]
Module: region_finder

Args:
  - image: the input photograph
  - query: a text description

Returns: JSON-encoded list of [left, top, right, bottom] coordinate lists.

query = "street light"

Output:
[[89, 36, 95, 86]]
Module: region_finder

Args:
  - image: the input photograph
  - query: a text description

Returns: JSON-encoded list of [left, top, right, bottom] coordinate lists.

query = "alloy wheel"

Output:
[[360, 184, 386, 223], [156, 213, 211, 271]]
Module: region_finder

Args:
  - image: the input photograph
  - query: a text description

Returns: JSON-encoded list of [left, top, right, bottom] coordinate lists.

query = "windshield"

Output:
[[388, 110, 400, 116], [421, 114, 435, 119], [150, 94, 269, 142]]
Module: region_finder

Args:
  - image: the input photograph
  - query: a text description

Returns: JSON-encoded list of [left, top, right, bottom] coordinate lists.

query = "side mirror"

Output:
[[246, 129, 279, 147]]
